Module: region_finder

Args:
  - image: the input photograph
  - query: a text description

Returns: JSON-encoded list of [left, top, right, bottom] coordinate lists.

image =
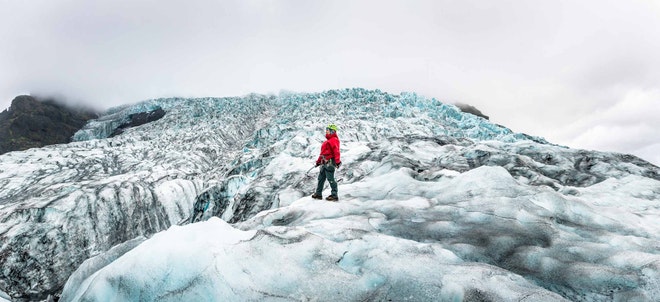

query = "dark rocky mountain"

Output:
[[0, 96, 98, 155]]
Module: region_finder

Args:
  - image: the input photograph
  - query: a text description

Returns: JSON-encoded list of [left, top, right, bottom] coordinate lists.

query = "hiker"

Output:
[[312, 124, 341, 201]]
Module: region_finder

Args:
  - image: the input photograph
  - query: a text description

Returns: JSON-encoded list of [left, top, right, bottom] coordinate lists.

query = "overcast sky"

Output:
[[1, 0, 659, 166]]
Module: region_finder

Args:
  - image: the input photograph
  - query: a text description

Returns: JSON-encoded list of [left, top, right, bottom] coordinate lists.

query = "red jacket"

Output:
[[316, 133, 341, 166]]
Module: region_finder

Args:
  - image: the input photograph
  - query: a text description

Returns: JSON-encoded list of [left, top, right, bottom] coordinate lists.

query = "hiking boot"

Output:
[[326, 195, 339, 201], [311, 193, 322, 200]]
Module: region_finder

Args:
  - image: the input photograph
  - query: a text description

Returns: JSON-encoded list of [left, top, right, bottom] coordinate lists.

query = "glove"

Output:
[[315, 161, 321, 167], [336, 161, 341, 168]]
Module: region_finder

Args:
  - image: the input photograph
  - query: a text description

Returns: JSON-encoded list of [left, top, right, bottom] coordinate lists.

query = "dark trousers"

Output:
[[315, 161, 338, 197]]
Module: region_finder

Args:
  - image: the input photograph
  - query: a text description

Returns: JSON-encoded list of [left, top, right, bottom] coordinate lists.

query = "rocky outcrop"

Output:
[[0, 96, 98, 155], [455, 103, 489, 120], [109, 108, 166, 137]]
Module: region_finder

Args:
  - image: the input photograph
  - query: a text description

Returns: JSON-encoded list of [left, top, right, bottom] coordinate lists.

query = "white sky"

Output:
[[1, 0, 659, 166]]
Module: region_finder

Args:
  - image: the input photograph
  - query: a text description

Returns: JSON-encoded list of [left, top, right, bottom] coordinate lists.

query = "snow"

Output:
[[62, 164, 659, 301], [63, 220, 256, 301], [61, 216, 566, 302], [0, 291, 9, 302], [0, 88, 658, 301]]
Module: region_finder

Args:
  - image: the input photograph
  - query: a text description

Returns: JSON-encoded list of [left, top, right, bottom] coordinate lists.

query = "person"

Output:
[[312, 124, 341, 201]]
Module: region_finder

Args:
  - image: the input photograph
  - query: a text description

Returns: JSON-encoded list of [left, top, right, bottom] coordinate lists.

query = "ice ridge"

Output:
[[73, 88, 547, 144]]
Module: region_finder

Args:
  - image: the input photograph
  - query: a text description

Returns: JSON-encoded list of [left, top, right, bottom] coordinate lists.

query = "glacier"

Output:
[[0, 88, 658, 301]]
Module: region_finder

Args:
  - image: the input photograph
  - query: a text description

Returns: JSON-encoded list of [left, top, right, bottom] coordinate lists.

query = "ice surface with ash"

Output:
[[64, 147, 660, 302], [0, 88, 658, 301]]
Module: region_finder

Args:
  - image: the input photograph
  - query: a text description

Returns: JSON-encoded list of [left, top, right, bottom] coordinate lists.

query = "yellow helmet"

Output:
[[326, 124, 338, 131]]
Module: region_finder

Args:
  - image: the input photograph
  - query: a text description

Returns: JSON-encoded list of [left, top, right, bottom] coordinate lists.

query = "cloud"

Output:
[[0, 0, 658, 165], [634, 143, 660, 168], [553, 89, 660, 165]]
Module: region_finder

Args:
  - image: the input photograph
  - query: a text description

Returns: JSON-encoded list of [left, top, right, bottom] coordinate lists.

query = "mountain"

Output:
[[0, 96, 98, 155], [0, 89, 658, 301]]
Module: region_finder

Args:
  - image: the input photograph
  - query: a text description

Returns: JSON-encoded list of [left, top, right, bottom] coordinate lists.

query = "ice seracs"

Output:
[[0, 88, 658, 301], [63, 163, 659, 301]]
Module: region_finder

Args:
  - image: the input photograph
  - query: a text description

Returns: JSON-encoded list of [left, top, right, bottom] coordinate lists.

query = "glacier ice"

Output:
[[0, 88, 658, 301]]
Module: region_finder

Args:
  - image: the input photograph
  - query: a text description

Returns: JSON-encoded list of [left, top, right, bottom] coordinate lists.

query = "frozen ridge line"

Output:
[[73, 88, 548, 144], [0, 88, 658, 301]]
